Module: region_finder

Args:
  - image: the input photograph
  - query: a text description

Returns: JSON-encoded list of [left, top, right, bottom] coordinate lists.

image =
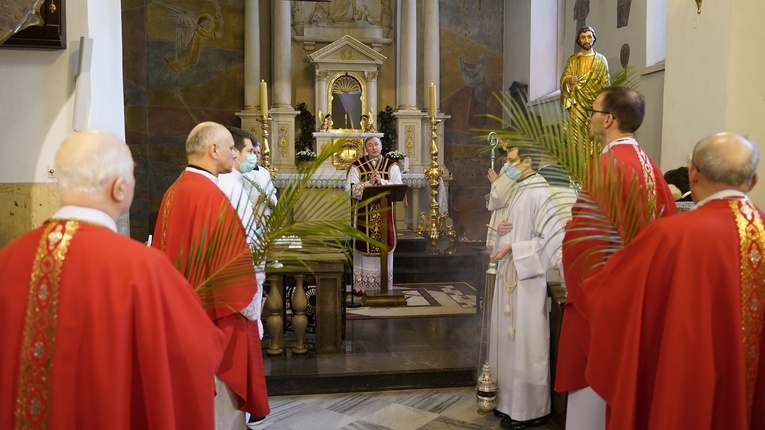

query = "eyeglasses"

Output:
[[687, 152, 703, 174], [587, 109, 613, 118]]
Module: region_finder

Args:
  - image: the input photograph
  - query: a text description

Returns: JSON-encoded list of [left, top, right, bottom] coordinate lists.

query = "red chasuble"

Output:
[[0, 221, 224, 430], [556, 144, 677, 392], [582, 199, 765, 430], [349, 155, 397, 254], [153, 170, 269, 416]]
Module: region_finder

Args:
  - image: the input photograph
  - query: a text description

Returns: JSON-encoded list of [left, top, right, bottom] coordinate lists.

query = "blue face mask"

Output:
[[238, 153, 258, 173], [504, 162, 522, 181]]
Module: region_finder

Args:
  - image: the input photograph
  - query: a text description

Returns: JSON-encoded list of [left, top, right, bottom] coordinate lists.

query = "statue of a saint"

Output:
[[560, 26, 610, 143], [319, 112, 333, 132], [360, 111, 376, 132]]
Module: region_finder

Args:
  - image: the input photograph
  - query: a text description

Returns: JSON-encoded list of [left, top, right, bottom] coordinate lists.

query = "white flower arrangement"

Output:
[[386, 150, 406, 160], [296, 149, 317, 162]]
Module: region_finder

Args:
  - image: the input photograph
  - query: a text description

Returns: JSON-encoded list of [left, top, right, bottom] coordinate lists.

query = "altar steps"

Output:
[[264, 315, 481, 396], [264, 232, 487, 396]]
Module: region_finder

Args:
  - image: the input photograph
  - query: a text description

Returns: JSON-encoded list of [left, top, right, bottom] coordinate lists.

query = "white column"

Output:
[[243, 0, 260, 109], [315, 70, 329, 129], [365, 70, 379, 117], [272, 1, 292, 109], [398, 0, 417, 110], [423, 0, 440, 114]]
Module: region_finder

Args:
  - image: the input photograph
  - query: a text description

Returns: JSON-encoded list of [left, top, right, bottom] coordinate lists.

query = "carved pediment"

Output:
[[308, 35, 386, 66]]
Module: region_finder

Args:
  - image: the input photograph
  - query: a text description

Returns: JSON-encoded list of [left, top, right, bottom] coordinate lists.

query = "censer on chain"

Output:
[[476, 260, 498, 414]]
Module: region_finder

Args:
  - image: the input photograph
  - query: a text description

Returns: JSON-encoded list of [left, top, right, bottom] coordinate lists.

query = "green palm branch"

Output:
[[178, 139, 387, 310], [251, 139, 387, 269], [476, 75, 660, 281]]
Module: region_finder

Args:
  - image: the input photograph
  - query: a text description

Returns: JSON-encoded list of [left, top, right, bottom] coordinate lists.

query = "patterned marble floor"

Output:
[[258, 386, 553, 430]]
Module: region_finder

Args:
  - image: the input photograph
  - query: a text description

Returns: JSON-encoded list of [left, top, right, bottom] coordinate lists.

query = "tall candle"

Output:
[[429, 83, 437, 119], [260, 80, 268, 117]]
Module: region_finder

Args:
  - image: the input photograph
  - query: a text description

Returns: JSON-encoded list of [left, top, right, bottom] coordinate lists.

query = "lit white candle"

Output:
[[429, 83, 437, 118], [260, 80, 268, 117]]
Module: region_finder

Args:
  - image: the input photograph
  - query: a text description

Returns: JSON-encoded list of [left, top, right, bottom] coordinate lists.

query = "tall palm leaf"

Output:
[[178, 139, 386, 309], [252, 139, 388, 270], [476, 74, 659, 281]]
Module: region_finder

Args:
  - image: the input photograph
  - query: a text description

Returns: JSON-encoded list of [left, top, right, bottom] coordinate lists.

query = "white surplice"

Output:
[[489, 173, 564, 421], [486, 168, 517, 249]]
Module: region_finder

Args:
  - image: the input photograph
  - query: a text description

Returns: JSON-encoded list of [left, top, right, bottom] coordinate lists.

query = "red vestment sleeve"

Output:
[[0, 223, 224, 430], [583, 201, 764, 430], [556, 146, 677, 392], [153, 171, 256, 320]]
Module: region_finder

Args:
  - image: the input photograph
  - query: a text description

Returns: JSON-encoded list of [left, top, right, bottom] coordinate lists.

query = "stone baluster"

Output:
[[265, 273, 284, 355], [290, 274, 309, 354]]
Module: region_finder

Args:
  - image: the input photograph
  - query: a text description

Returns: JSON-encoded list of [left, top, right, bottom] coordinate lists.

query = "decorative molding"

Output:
[[272, 173, 430, 190], [279, 124, 289, 158], [405, 125, 415, 157], [364, 70, 379, 81]]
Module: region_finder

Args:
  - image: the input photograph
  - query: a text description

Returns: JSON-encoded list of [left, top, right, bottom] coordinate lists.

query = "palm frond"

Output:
[[178, 139, 387, 310], [177, 200, 257, 312], [611, 65, 639, 89], [474, 83, 658, 276], [250, 139, 386, 272]]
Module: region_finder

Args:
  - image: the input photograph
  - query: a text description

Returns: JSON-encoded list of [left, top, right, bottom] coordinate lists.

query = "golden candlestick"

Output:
[[257, 115, 278, 178], [416, 116, 456, 247]]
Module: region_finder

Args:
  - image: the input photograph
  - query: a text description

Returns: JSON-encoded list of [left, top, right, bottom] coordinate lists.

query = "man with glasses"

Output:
[[555, 87, 677, 430], [583, 133, 764, 429]]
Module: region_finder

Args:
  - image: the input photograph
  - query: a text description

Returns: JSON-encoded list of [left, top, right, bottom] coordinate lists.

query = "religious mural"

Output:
[[122, 0, 505, 241], [122, 0, 245, 239], [156, 0, 225, 73]]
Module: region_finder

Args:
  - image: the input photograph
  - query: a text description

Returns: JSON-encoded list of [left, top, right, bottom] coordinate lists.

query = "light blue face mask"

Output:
[[504, 162, 522, 181], [239, 153, 258, 173]]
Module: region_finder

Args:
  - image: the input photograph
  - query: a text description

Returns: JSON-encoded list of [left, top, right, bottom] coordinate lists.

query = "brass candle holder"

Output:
[[416, 116, 455, 247], [257, 115, 278, 178]]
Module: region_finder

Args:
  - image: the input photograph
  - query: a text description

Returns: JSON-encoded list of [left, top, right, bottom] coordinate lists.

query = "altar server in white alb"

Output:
[[240, 129, 278, 235], [489, 146, 564, 430]]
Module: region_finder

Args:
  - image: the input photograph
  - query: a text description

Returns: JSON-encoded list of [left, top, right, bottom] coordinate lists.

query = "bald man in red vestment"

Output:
[[582, 133, 765, 429], [556, 87, 677, 429], [153, 122, 269, 428], [0, 131, 224, 429]]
